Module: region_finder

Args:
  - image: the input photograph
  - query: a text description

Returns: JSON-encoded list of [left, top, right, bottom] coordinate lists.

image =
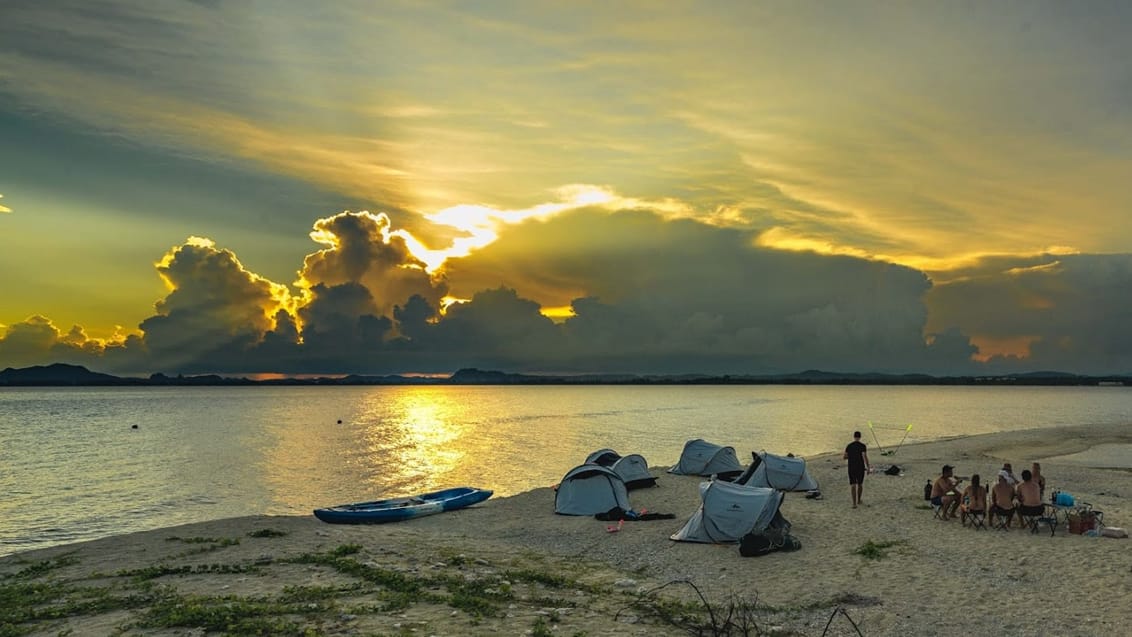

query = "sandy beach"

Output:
[[4, 422, 1131, 636]]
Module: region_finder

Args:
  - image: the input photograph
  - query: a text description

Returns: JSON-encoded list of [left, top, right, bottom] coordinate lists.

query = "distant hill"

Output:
[[0, 363, 131, 386], [0, 363, 1129, 387]]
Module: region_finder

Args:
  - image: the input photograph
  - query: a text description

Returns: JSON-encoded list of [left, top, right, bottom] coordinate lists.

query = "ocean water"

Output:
[[1, 384, 1129, 556]]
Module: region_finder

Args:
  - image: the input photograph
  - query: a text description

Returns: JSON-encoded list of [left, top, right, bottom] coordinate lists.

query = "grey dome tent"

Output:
[[611, 453, 657, 490], [735, 451, 820, 492], [554, 464, 632, 515], [584, 448, 621, 467], [670, 480, 788, 543], [667, 439, 743, 479]]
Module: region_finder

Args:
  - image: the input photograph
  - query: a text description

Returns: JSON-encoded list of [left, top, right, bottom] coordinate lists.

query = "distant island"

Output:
[[0, 363, 1129, 387]]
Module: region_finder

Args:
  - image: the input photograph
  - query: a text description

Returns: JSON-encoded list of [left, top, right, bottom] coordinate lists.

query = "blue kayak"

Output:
[[313, 487, 493, 524]]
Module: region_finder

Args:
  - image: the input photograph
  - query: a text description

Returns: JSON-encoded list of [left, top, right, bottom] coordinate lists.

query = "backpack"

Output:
[[739, 532, 774, 557], [739, 529, 802, 556]]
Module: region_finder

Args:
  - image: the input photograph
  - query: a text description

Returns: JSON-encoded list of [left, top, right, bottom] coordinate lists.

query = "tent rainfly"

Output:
[[584, 448, 621, 467], [670, 480, 788, 543], [735, 451, 820, 492], [554, 464, 631, 515], [667, 439, 744, 479], [611, 453, 657, 490]]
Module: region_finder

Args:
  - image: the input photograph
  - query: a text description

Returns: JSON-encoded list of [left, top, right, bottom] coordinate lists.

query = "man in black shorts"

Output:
[[842, 431, 870, 508]]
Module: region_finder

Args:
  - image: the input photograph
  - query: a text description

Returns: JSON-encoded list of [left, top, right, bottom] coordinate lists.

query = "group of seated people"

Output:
[[930, 461, 1047, 529]]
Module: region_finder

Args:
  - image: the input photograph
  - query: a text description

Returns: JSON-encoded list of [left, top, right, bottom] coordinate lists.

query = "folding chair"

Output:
[[931, 501, 944, 520], [989, 507, 1012, 531], [963, 508, 987, 531], [1020, 504, 1058, 536]]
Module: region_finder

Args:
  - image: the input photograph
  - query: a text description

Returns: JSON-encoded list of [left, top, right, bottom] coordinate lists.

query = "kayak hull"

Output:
[[313, 487, 493, 524]]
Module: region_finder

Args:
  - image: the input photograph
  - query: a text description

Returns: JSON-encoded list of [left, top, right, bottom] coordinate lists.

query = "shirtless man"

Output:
[[930, 465, 964, 520], [1016, 469, 1044, 520], [990, 473, 1017, 529]]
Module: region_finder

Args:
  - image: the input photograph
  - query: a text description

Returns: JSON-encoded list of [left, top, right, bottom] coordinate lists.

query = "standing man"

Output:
[[842, 431, 871, 508]]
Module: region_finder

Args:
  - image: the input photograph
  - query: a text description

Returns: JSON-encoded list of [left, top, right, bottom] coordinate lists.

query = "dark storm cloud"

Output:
[[444, 209, 948, 374], [928, 254, 1132, 374]]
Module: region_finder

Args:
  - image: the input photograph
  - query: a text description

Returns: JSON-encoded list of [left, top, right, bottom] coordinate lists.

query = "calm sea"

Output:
[[2, 385, 1129, 556]]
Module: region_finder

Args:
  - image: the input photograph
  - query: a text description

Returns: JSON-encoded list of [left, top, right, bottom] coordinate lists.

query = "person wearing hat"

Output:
[[930, 464, 964, 520], [997, 462, 1018, 486]]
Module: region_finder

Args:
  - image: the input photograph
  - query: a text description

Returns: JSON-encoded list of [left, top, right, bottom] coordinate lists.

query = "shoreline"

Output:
[[4, 422, 1131, 635]]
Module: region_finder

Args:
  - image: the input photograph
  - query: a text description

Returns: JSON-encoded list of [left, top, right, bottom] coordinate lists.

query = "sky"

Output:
[[1, 0, 1131, 377]]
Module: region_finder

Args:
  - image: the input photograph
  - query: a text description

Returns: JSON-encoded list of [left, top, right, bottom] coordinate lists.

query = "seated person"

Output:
[[959, 474, 987, 526], [1015, 469, 1044, 518], [930, 465, 964, 520], [990, 474, 1017, 528], [998, 462, 1018, 486]]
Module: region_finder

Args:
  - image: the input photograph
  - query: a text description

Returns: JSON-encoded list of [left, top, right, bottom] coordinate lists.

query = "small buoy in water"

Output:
[[131, 424, 138, 429], [337, 419, 343, 424]]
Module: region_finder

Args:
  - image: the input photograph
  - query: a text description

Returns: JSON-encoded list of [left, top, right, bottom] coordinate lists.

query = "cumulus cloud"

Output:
[[0, 315, 122, 368], [298, 211, 447, 325], [8, 207, 1132, 377], [441, 209, 954, 374], [0, 193, 11, 213], [136, 237, 293, 372]]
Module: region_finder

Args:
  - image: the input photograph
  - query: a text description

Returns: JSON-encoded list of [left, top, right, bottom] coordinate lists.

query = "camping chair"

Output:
[[962, 507, 986, 531], [989, 507, 1013, 531], [931, 501, 944, 520], [1019, 504, 1058, 536]]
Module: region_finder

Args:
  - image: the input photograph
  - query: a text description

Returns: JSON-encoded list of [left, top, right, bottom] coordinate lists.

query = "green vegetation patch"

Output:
[[247, 528, 289, 538], [0, 542, 650, 636], [855, 539, 906, 560], [133, 591, 328, 634]]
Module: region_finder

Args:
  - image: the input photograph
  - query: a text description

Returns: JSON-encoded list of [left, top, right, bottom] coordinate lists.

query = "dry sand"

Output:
[[3, 422, 1131, 636]]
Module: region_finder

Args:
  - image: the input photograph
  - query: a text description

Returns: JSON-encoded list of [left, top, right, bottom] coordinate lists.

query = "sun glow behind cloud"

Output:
[[398, 184, 648, 273], [0, 194, 11, 213]]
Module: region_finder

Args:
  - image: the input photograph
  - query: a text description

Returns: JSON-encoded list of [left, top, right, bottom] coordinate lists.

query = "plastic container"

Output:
[[1055, 492, 1075, 506]]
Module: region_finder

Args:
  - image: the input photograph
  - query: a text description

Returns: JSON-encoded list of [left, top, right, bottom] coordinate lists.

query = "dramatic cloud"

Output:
[[4, 206, 1132, 376], [445, 209, 944, 374], [0, 193, 11, 213], [136, 237, 292, 372], [0, 316, 122, 368], [927, 254, 1132, 374], [297, 211, 447, 324], [3, 2, 1131, 374]]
